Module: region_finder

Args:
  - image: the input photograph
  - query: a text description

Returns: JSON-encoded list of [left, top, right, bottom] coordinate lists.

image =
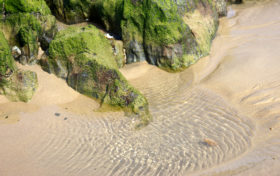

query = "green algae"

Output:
[[44, 0, 223, 71], [5, 0, 51, 15], [0, 31, 15, 77], [0, 31, 38, 102], [42, 25, 151, 125], [1, 0, 57, 63]]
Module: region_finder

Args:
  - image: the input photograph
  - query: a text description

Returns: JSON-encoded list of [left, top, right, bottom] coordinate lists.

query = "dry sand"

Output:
[[1, 0, 280, 175]]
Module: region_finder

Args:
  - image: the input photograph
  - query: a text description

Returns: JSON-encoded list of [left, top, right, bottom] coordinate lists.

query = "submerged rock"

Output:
[[0, 0, 57, 64], [41, 25, 150, 125], [45, 0, 226, 71], [0, 31, 38, 102]]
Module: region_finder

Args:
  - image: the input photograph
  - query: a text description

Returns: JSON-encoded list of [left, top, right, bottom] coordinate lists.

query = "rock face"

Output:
[[123, 0, 219, 71], [41, 25, 150, 125], [45, 0, 226, 71], [45, 0, 123, 35], [0, 31, 38, 102], [0, 0, 57, 64]]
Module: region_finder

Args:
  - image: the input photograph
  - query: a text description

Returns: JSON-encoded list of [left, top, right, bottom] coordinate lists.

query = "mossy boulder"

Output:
[[45, 0, 225, 71], [1, 70, 38, 102], [0, 31, 38, 102], [41, 25, 150, 125], [0, 0, 57, 64], [123, 0, 219, 71], [5, 0, 51, 15]]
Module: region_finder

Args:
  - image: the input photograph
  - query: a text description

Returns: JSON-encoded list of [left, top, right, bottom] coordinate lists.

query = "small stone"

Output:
[[269, 127, 273, 131], [64, 117, 68, 120], [203, 138, 217, 147], [5, 116, 8, 119], [55, 113, 60, 116]]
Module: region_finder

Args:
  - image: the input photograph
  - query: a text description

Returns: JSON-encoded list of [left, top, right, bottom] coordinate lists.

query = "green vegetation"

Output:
[[1, 70, 38, 102], [0, 31, 38, 102], [0, 0, 228, 125], [1, 0, 57, 63], [5, 0, 51, 15], [45, 0, 221, 71], [0, 31, 15, 77], [41, 25, 151, 125]]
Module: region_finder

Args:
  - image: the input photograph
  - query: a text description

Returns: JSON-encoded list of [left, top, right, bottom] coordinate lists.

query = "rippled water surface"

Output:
[[0, 87, 253, 176]]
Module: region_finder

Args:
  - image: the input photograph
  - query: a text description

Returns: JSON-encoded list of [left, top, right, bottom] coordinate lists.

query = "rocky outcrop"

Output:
[[0, 0, 57, 64], [45, 0, 226, 71], [123, 0, 219, 71], [41, 25, 150, 126], [0, 31, 38, 102]]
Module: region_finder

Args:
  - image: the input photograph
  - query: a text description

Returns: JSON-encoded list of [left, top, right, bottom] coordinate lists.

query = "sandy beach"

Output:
[[1, 0, 280, 175]]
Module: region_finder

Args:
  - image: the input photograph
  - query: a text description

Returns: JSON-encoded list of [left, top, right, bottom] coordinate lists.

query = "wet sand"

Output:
[[1, 0, 280, 175]]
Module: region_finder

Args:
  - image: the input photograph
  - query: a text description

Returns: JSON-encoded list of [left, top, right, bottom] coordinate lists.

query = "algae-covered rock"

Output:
[[0, 31, 38, 102], [123, 0, 219, 71], [45, 0, 225, 71], [0, 0, 57, 64], [1, 70, 38, 102], [41, 25, 150, 124], [5, 0, 51, 15], [45, 0, 91, 24], [45, 0, 123, 34], [0, 31, 15, 77], [111, 40, 125, 68], [18, 26, 39, 64]]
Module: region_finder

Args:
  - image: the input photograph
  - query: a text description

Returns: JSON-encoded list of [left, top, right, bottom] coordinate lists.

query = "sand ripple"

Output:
[[0, 82, 253, 176]]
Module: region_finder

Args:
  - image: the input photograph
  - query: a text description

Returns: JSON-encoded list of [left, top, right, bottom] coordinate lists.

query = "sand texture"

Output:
[[1, 0, 280, 175]]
